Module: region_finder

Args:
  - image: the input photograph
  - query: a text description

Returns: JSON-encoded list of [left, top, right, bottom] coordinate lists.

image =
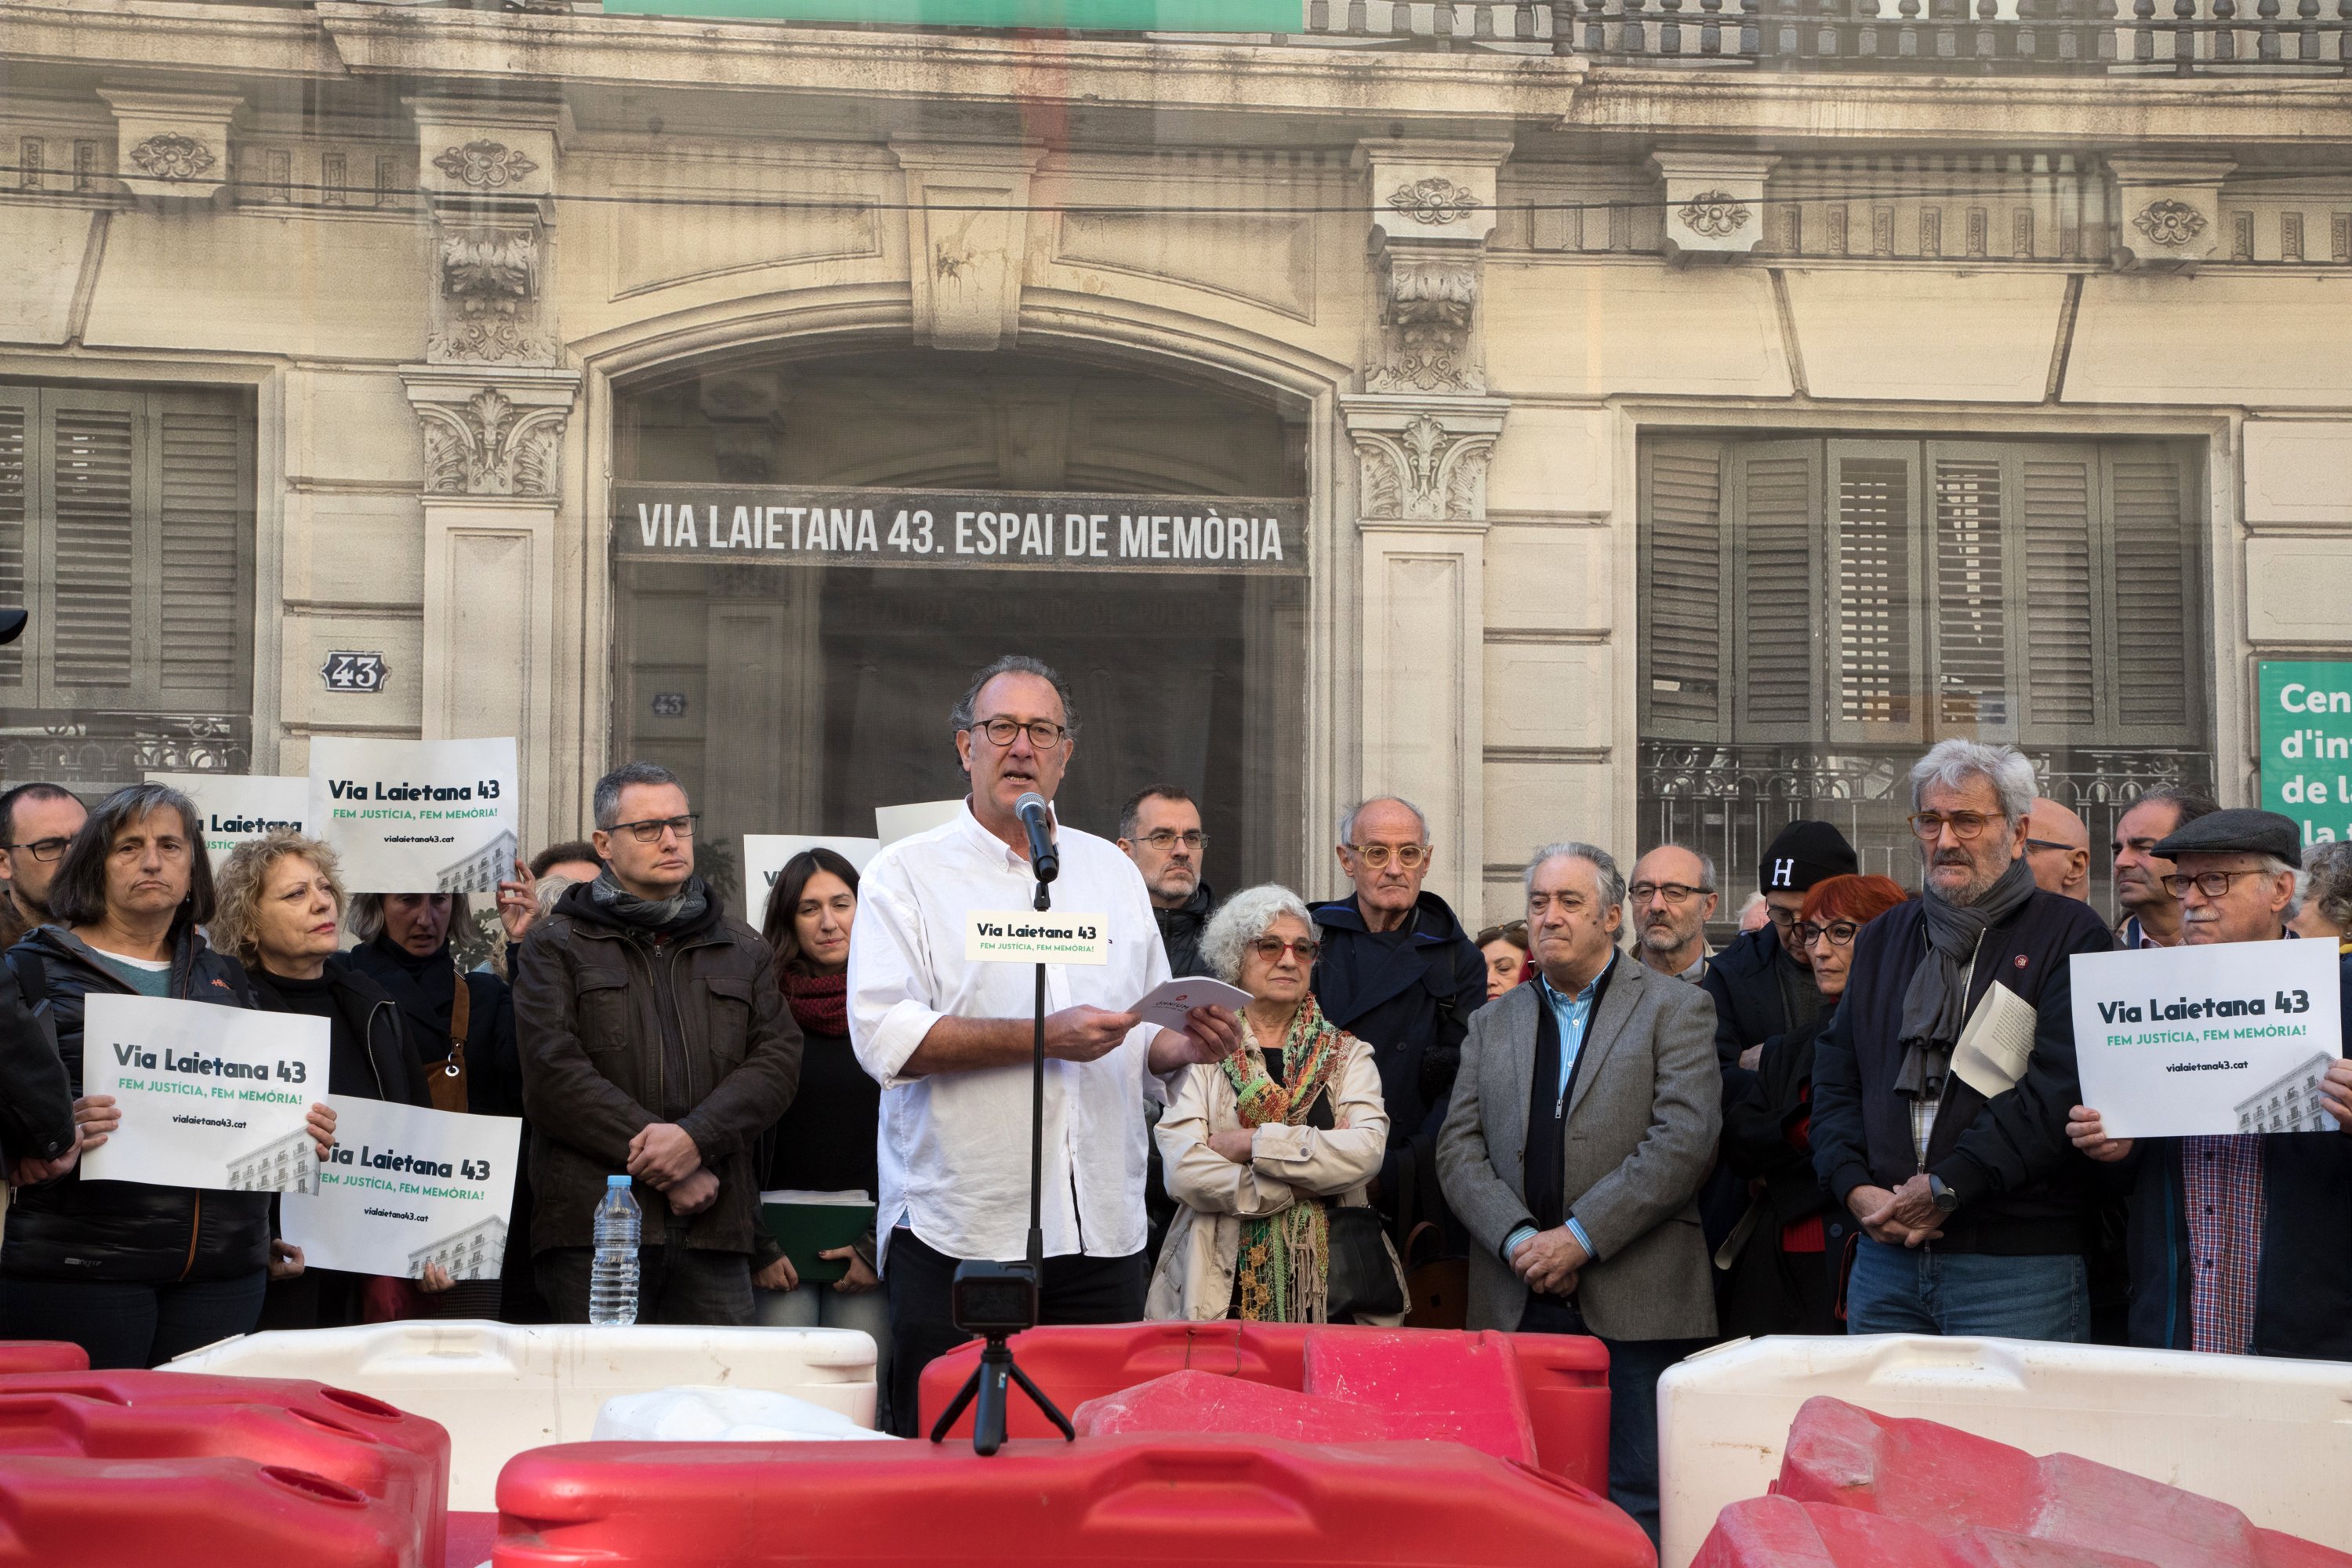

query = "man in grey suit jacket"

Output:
[[1438, 840, 1719, 1548]]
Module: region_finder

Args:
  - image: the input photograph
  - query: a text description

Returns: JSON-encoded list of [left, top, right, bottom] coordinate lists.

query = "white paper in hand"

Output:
[[1128, 976, 1251, 1033], [1950, 981, 2039, 1099]]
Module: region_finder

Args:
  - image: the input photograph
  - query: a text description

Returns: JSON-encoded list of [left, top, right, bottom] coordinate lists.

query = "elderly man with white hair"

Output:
[[1147, 884, 1401, 1327], [1809, 739, 2115, 1341]]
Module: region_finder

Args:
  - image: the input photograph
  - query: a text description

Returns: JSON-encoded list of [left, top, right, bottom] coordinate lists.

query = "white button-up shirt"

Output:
[[849, 800, 1172, 1270]]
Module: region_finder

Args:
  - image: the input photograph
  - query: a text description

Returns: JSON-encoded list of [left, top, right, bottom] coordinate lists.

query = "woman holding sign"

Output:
[[0, 783, 336, 1368]]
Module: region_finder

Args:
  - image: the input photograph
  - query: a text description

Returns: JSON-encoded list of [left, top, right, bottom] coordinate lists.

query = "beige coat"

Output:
[[1145, 1028, 1404, 1323]]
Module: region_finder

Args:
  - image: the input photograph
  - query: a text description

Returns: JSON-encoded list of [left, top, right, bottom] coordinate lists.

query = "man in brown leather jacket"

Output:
[[513, 761, 800, 1325]]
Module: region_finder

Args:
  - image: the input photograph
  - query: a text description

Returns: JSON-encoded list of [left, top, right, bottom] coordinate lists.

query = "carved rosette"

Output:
[[1387, 176, 1479, 228], [415, 387, 568, 498], [2132, 200, 2208, 249], [129, 133, 216, 183], [432, 140, 541, 191], [1351, 411, 1499, 523], [1677, 191, 1751, 240]]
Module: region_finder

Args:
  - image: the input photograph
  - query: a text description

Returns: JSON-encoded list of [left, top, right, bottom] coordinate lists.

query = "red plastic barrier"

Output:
[[918, 1322, 1609, 1491], [1073, 1370, 1393, 1443], [0, 1342, 86, 1375], [0, 1369, 449, 1568], [1773, 1398, 2352, 1568], [1302, 1327, 1535, 1466], [492, 1433, 1653, 1568], [0, 1456, 420, 1567], [1696, 1495, 2151, 1568]]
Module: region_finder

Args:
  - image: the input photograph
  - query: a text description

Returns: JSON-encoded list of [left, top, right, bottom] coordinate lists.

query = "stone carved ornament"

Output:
[[2132, 199, 2209, 249], [1677, 191, 1752, 239], [429, 229, 554, 365], [1352, 412, 1494, 522], [1387, 176, 1479, 227], [432, 140, 540, 191], [1368, 253, 1483, 396], [417, 388, 566, 498], [129, 134, 216, 183]]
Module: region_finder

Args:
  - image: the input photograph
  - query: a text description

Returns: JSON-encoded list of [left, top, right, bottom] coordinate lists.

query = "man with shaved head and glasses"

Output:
[[1308, 796, 1488, 1242], [1809, 739, 2114, 1341]]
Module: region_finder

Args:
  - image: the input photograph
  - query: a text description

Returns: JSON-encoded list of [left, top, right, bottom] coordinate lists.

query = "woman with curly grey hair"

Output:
[[1145, 884, 1404, 1324], [2293, 840, 2352, 949]]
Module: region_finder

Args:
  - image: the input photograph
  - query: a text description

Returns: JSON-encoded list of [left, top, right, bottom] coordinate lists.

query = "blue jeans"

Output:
[[1845, 1242, 2088, 1341], [1519, 1294, 1705, 1551]]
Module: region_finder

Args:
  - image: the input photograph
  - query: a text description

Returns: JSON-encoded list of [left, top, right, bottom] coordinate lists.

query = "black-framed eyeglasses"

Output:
[[1345, 842, 1428, 870], [606, 814, 699, 845], [2161, 868, 2273, 899], [1795, 920, 1862, 949], [1764, 905, 1800, 929], [967, 717, 1069, 749], [1, 836, 71, 863], [1628, 880, 1713, 906], [2024, 838, 2078, 854], [1137, 829, 1207, 851]]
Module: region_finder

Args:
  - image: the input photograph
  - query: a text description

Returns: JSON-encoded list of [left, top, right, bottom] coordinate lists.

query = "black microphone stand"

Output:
[[926, 856, 1076, 1455]]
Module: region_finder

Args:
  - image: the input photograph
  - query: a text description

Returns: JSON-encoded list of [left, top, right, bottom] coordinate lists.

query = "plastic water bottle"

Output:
[[589, 1174, 641, 1327]]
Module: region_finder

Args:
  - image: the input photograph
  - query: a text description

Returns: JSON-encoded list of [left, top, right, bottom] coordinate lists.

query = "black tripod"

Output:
[[927, 867, 1075, 1456]]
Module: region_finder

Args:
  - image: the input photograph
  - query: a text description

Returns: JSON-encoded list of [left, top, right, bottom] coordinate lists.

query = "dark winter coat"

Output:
[[346, 934, 524, 1120], [511, 882, 800, 1255], [1702, 923, 1826, 1069], [248, 957, 431, 1109], [1, 925, 273, 1284], [1719, 1012, 1853, 1335], [1810, 889, 2115, 1255], [1154, 883, 1216, 979]]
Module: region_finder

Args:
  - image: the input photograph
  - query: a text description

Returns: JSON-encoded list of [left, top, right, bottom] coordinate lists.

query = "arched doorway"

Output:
[[609, 345, 1312, 912]]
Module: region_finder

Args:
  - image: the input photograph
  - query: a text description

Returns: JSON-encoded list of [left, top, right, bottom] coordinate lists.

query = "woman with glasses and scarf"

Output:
[[1149, 884, 1405, 1324], [346, 888, 534, 1319], [1719, 873, 1908, 1338]]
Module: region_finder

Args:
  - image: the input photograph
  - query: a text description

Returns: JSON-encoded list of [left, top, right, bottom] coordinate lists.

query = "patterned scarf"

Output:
[[785, 970, 848, 1037], [1223, 993, 1348, 1324]]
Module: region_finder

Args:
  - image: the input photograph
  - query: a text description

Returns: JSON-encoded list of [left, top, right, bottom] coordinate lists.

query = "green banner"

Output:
[[602, 0, 1305, 28], [2259, 659, 2352, 848]]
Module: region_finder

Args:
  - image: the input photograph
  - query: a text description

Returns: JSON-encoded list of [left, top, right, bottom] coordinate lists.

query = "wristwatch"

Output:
[[1927, 1173, 1962, 1214]]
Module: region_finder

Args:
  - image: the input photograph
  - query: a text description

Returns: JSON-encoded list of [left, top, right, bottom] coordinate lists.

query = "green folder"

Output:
[[759, 1189, 875, 1285]]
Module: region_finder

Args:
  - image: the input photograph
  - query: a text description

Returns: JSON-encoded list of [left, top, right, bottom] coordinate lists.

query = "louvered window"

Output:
[[0, 385, 253, 780], [1639, 434, 2209, 899]]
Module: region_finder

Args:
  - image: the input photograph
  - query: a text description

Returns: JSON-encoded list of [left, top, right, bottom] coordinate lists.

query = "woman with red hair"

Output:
[[1720, 873, 1910, 1338]]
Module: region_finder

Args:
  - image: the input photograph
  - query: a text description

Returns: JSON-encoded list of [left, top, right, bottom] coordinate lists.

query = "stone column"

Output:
[[1347, 140, 1512, 917], [400, 99, 577, 843]]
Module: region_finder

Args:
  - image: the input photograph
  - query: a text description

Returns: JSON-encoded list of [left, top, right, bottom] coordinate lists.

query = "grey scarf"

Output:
[[588, 868, 709, 934], [1893, 854, 2038, 1102]]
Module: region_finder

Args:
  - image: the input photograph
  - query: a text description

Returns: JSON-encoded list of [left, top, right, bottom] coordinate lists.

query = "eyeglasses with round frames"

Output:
[[1248, 936, 1320, 964], [968, 717, 1069, 749], [607, 814, 699, 845], [0, 836, 71, 863], [1907, 811, 2004, 840], [1795, 920, 1862, 949], [1628, 880, 1711, 906], [2160, 868, 2275, 899], [1345, 842, 1428, 870]]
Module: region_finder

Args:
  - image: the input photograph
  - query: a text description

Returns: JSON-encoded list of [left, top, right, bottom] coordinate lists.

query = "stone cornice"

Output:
[[0, 0, 342, 79]]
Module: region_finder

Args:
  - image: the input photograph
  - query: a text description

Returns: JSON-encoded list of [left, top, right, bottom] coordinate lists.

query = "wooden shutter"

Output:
[[46, 392, 143, 706], [2016, 448, 2100, 737], [1730, 440, 1823, 742], [2103, 446, 2198, 741], [1639, 440, 1728, 740], [0, 389, 31, 693], [156, 405, 250, 707], [1827, 440, 1922, 745], [1927, 443, 2014, 739]]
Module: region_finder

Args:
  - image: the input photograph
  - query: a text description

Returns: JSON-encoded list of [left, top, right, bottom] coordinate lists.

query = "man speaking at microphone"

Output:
[[849, 654, 1242, 1433]]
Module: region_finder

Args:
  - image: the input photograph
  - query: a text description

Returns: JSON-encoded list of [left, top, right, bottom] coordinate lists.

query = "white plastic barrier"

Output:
[[167, 1320, 877, 1512], [591, 1385, 900, 1443], [1657, 1334, 2352, 1568]]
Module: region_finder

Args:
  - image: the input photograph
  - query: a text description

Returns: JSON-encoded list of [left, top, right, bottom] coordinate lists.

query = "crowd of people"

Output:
[[1, 652, 2349, 1552]]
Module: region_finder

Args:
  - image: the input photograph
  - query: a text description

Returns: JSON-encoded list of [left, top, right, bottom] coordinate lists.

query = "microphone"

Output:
[[1014, 792, 1059, 884]]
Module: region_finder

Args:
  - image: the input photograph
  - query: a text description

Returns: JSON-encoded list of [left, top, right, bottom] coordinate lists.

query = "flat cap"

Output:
[[2151, 807, 2302, 865]]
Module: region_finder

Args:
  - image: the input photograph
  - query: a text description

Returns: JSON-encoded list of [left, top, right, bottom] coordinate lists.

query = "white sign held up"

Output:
[[309, 736, 520, 895], [79, 995, 328, 1192], [281, 1099, 521, 1280]]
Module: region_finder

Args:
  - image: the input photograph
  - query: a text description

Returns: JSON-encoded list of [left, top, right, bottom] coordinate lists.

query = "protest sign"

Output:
[[281, 1099, 521, 1280], [2071, 939, 2343, 1139], [146, 771, 309, 856], [79, 995, 328, 1192], [742, 834, 882, 915], [309, 737, 519, 895]]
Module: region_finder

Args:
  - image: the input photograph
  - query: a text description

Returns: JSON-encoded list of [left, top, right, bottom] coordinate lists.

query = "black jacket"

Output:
[[2114, 948, 2352, 1361], [346, 934, 524, 1120], [0, 963, 71, 1167], [1, 925, 274, 1285], [512, 880, 800, 1255], [1308, 891, 1487, 1232], [1153, 883, 1216, 979], [1719, 1014, 1853, 1335], [1702, 923, 1825, 1069], [248, 958, 431, 1109], [1810, 890, 2115, 1255]]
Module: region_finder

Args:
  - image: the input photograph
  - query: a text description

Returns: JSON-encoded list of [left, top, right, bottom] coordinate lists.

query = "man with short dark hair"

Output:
[[514, 761, 802, 1326], [2112, 788, 2221, 949], [1702, 820, 1858, 1073], [2070, 808, 2352, 1360], [531, 840, 602, 884], [1116, 786, 1214, 978], [0, 784, 85, 950], [1810, 739, 2114, 1341]]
